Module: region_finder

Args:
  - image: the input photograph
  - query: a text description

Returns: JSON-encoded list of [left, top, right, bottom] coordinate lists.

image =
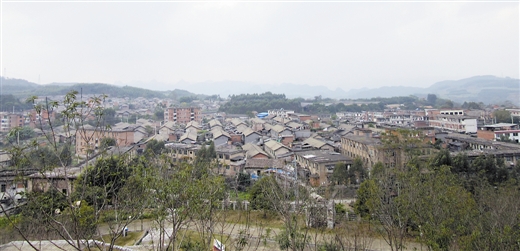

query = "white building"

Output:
[[429, 114, 477, 134]]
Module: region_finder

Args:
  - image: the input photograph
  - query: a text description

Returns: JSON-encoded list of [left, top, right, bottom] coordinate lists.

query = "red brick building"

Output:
[[164, 107, 202, 124]]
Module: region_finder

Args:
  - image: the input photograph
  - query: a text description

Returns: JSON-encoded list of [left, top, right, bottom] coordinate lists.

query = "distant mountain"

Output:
[[0, 78, 166, 99], [3, 75, 518, 105], [426, 75, 519, 105], [165, 80, 348, 99], [345, 86, 424, 99], [0, 77, 40, 93], [344, 75, 519, 105]]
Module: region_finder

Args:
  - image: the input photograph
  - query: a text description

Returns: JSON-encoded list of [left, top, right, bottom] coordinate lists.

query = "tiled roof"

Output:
[[245, 159, 285, 169]]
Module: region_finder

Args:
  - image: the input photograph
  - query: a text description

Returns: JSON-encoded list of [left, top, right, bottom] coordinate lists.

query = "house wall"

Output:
[[0, 113, 24, 132], [29, 178, 73, 195], [230, 134, 242, 144], [294, 130, 312, 139], [463, 119, 478, 134], [250, 153, 269, 159], [214, 136, 229, 146], [76, 130, 136, 155], [318, 144, 335, 151], [274, 148, 290, 158], [340, 138, 386, 169], [477, 130, 495, 140], [244, 133, 260, 144], [299, 115, 311, 121], [281, 136, 294, 146], [495, 131, 520, 143]]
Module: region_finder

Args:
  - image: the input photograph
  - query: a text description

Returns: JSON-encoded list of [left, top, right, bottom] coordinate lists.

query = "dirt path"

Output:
[[98, 219, 423, 251]]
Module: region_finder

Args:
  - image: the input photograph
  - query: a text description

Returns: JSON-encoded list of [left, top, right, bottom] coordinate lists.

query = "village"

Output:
[[1, 90, 520, 251], [1, 92, 520, 202]]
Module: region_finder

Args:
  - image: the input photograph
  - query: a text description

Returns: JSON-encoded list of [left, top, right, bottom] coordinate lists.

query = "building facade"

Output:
[[0, 113, 24, 132], [164, 107, 202, 124]]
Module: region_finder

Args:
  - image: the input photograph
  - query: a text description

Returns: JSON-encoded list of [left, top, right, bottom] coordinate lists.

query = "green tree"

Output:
[[74, 155, 134, 210], [330, 162, 349, 185], [249, 176, 278, 217], [410, 166, 477, 250], [354, 179, 378, 219], [348, 157, 367, 185], [493, 109, 513, 123], [460, 182, 520, 251], [100, 137, 116, 150], [429, 149, 452, 168], [154, 107, 164, 120], [1, 91, 125, 250], [441, 100, 454, 109], [6, 126, 36, 144], [101, 108, 118, 125], [145, 139, 165, 156], [59, 143, 73, 166], [426, 94, 437, 106]]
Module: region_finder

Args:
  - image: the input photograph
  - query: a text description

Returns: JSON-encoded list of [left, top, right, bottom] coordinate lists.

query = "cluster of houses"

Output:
[[3, 101, 520, 211]]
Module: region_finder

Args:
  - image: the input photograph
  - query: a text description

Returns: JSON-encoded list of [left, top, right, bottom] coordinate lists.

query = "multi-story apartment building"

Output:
[[0, 113, 24, 132], [341, 134, 386, 170], [164, 107, 202, 124], [428, 114, 478, 134]]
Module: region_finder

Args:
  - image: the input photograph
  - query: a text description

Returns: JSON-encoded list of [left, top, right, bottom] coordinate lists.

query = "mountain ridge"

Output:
[[1, 76, 518, 105]]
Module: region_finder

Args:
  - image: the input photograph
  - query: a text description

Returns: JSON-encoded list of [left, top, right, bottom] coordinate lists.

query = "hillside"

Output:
[[427, 75, 519, 105], [2, 76, 518, 105], [344, 75, 519, 105], [0, 77, 40, 93], [0, 78, 166, 99]]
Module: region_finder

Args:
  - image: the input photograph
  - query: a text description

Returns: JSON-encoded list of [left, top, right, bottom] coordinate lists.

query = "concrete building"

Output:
[[429, 114, 478, 134], [211, 128, 231, 146], [340, 134, 387, 169], [0, 113, 24, 132], [244, 159, 285, 177], [239, 127, 261, 144], [294, 150, 352, 186], [242, 143, 269, 159], [75, 124, 147, 156], [264, 140, 291, 158], [179, 131, 198, 144], [215, 144, 245, 176], [164, 107, 202, 124], [185, 121, 202, 133], [208, 119, 223, 130], [477, 123, 519, 141], [302, 137, 335, 151], [271, 124, 293, 139], [445, 134, 520, 167]]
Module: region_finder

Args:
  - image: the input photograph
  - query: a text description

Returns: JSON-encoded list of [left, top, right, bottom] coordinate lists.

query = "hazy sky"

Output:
[[2, 1, 519, 91]]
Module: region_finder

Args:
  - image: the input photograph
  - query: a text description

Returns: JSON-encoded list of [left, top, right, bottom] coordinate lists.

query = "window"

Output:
[[513, 133, 518, 136], [1, 184, 5, 192]]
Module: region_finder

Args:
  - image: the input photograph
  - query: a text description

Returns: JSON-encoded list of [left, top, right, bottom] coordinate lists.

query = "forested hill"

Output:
[[38, 83, 165, 98], [218, 92, 303, 114], [1, 77, 166, 98]]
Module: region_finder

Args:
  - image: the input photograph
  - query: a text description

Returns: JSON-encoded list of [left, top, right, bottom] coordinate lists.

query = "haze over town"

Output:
[[2, 2, 519, 92]]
